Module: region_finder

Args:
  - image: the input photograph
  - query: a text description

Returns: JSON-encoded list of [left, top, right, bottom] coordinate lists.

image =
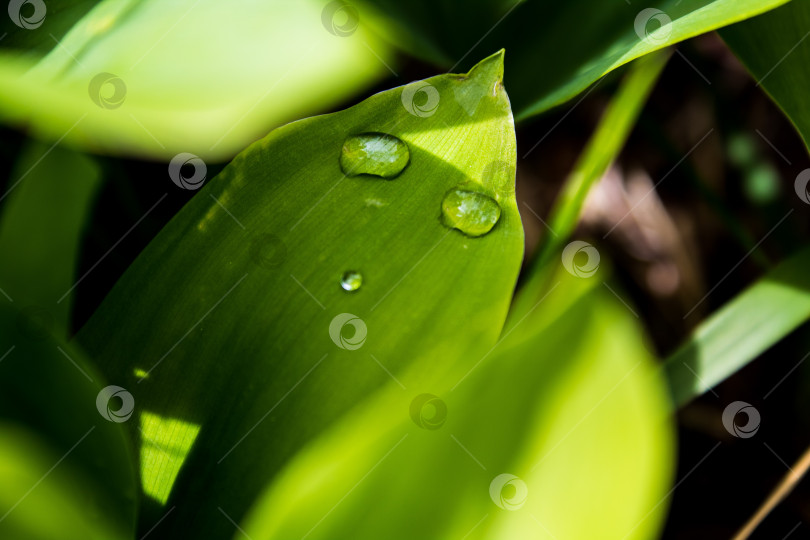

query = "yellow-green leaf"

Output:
[[0, 0, 391, 159], [76, 51, 524, 538]]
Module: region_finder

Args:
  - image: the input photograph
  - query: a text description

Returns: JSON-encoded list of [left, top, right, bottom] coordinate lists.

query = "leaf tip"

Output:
[[465, 49, 505, 86]]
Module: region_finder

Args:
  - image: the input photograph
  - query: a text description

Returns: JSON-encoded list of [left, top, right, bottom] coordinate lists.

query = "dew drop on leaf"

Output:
[[339, 133, 409, 179], [441, 188, 501, 237], [340, 271, 363, 291]]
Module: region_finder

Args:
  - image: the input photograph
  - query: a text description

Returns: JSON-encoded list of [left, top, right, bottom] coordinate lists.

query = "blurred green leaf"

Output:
[[512, 51, 667, 320], [363, 0, 791, 119], [721, 0, 810, 152], [239, 265, 674, 540], [0, 0, 392, 160], [76, 52, 524, 538], [0, 141, 102, 337], [0, 0, 97, 55], [532, 51, 668, 268], [665, 246, 810, 407], [0, 304, 137, 540]]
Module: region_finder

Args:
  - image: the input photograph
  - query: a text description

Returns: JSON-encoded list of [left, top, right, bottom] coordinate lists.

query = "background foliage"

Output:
[[1, 0, 810, 539]]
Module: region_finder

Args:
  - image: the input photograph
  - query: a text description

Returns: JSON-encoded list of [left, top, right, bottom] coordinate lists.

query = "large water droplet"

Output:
[[340, 271, 363, 291], [441, 189, 501, 237], [340, 133, 409, 179]]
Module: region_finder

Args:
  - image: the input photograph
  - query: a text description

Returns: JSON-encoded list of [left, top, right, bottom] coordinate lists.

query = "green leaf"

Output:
[[238, 265, 674, 540], [0, 0, 392, 159], [721, 0, 810, 152], [76, 51, 524, 538], [512, 51, 667, 321], [0, 0, 96, 55], [0, 140, 102, 337], [363, 0, 791, 119], [0, 304, 137, 540], [664, 246, 810, 407], [541, 51, 668, 248], [531, 51, 668, 268]]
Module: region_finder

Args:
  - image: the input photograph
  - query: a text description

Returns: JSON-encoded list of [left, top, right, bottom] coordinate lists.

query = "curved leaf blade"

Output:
[[0, 141, 102, 337], [721, 0, 810, 152], [0, 305, 137, 540], [0, 0, 96, 54], [511, 51, 667, 323], [665, 246, 810, 407], [363, 0, 791, 119], [0, 0, 391, 159], [239, 267, 674, 540], [76, 51, 524, 538]]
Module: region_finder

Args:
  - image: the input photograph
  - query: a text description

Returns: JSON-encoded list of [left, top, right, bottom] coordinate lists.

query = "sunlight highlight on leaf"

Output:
[[139, 412, 200, 505]]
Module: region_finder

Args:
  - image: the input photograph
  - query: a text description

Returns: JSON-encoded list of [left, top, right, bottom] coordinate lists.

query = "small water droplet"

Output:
[[340, 271, 363, 291], [340, 133, 409, 179], [441, 189, 501, 237]]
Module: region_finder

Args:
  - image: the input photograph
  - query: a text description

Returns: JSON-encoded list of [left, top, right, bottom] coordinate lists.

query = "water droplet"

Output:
[[340, 133, 409, 179], [340, 271, 363, 292], [441, 189, 501, 237]]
